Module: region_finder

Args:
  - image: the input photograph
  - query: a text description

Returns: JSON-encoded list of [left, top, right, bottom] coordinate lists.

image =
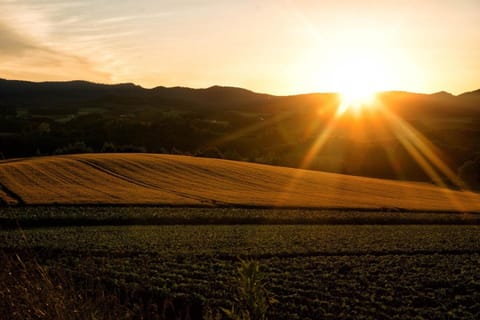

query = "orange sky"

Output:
[[1, 0, 479, 95]]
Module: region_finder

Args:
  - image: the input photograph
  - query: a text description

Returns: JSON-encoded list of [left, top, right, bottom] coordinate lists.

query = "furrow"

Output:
[[0, 180, 23, 205], [75, 158, 213, 205]]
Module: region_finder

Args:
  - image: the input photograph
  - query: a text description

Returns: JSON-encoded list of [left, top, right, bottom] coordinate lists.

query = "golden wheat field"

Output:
[[0, 153, 479, 211]]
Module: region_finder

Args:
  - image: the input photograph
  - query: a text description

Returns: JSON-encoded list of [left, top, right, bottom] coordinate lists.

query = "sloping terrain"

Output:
[[0, 153, 479, 211]]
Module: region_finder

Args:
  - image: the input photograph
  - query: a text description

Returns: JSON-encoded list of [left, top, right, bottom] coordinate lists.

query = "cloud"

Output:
[[0, 1, 146, 84], [0, 20, 110, 83], [0, 22, 36, 55], [0, 0, 115, 83]]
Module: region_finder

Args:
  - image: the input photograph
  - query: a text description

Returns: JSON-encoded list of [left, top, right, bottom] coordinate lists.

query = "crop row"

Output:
[[1, 207, 480, 230], [2, 225, 480, 255], [1, 225, 480, 319], [18, 251, 475, 320]]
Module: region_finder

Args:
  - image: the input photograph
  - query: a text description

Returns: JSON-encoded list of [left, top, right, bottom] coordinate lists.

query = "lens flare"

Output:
[[337, 91, 378, 115]]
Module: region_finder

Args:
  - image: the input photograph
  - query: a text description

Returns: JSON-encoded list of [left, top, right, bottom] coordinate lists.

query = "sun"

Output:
[[338, 86, 378, 115], [323, 50, 393, 115]]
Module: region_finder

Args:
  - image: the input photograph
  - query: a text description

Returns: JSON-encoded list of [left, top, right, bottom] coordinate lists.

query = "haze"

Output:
[[1, 0, 479, 95]]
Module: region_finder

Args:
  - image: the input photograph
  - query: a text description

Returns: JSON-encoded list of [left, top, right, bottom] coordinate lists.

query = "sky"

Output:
[[1, 0, 479, 95]]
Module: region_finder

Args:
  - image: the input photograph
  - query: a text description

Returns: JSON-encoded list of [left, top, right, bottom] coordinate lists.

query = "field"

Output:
[[1, 155, 480, 319], [1, 154, 480, 211], [1, 219, 480, 319]]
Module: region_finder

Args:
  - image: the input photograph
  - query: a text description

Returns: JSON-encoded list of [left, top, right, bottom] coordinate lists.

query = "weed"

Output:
[[222, 260, 277, 320]]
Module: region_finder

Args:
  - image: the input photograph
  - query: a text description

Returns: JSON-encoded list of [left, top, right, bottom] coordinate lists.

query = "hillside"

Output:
[[1, 79, 480, 186], [0, 153, 479, 211]]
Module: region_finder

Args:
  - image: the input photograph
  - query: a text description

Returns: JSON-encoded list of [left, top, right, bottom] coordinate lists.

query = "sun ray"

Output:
[[275, 90, 471, 211], [207, 112, 293, 149], [379, 107, 465, 188], [274, 105, 344, 206], [377, 105, 469, 212]]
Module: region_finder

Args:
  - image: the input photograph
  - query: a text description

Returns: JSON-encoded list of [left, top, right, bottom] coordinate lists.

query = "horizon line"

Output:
[[1, 77, 478, 97]]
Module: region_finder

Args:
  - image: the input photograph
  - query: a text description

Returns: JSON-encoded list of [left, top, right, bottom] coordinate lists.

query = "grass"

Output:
[[1, 153, 479, 211], [0, 251, 129, 320], [0, 249, 223, 320]]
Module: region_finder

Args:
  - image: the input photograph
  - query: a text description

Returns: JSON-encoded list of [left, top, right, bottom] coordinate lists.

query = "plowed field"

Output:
[[0, 153, 479, 211]]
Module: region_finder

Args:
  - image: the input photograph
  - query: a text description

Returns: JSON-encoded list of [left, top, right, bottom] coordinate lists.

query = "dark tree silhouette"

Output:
[[458, 155, 480, 190]]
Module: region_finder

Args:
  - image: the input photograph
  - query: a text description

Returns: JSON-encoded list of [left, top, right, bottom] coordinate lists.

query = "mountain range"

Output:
[[1, 78, 479, 115]]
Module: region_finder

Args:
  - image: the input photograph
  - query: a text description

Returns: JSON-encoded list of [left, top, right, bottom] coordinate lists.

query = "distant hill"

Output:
[[0, 79, 142, 104], [1, 153, 479, 211], [0, 78, 273, 110], [1, 78, 479, 111], [148, 85, 273, 109], [459, 89, 480, 97]]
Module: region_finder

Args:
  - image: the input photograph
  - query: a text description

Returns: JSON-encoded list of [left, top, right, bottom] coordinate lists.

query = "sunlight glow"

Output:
[[337, 90, 378, 115], [277, 86, 471, 211], [322, 50, 393, 115], [377, 105, 468, 211]]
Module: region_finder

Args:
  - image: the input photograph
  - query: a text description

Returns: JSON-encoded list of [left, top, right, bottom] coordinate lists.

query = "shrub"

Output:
[[116, 145, 147, 153], [101, 141, 117, 153], [194, 147, 224, 159], [53, 141, 93, 155]]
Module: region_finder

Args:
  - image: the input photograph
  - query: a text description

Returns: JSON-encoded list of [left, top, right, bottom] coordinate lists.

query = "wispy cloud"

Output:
[[0, 0, 176, 85], [0, 22, 36, 55], [0, 2, 111, 83]]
